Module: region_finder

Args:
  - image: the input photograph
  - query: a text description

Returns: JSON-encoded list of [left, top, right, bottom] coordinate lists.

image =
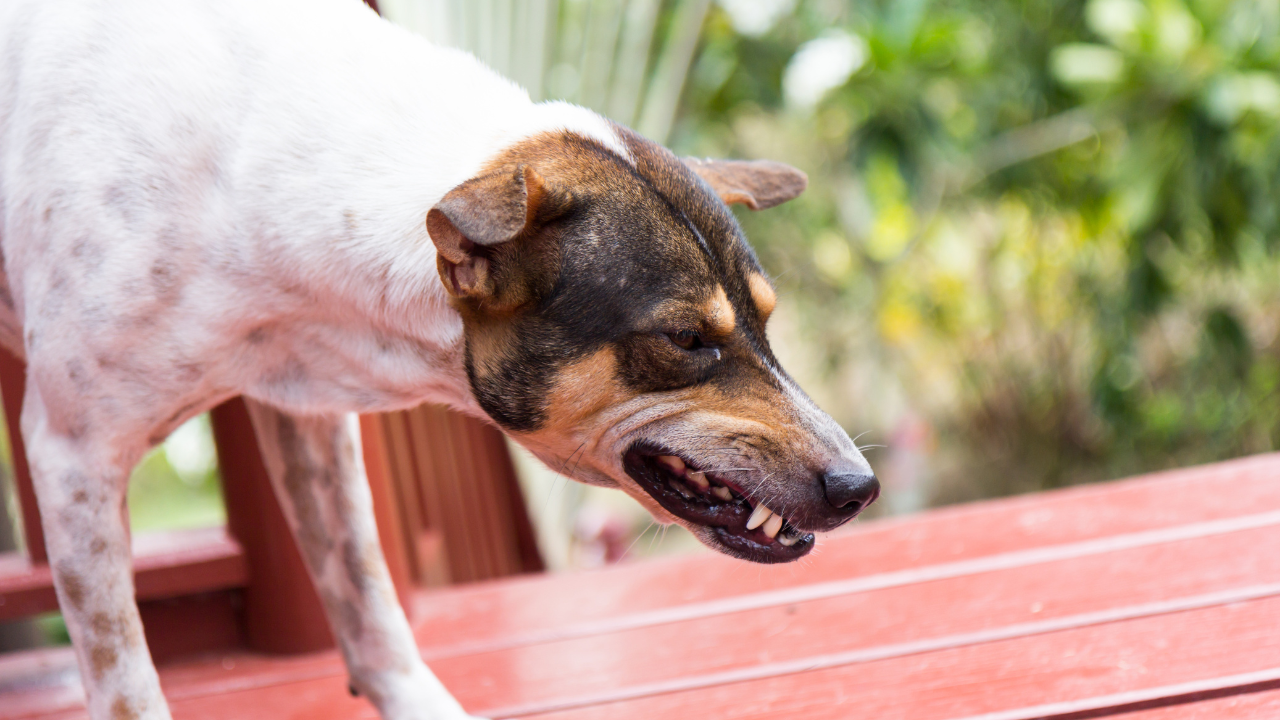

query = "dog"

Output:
[[0, 0, 880, 717]]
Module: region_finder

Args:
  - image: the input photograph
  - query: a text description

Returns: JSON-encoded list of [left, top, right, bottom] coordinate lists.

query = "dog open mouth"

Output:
[[623, 443, 815, 563]]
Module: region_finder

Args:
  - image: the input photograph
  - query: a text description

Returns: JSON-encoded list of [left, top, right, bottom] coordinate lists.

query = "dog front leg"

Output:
[[23, 383, 172, 720], [243, 399, 483, 720]]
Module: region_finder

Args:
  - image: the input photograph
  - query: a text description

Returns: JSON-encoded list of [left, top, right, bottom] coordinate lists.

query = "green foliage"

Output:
[[125, 443, 225, 533], [126, 414, 225, 532], [674, 0, 1280, 504]]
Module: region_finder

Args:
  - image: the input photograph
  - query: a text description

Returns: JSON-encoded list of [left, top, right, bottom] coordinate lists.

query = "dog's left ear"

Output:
[[427, 164, 560, 302], [682, 158, 808, 210]]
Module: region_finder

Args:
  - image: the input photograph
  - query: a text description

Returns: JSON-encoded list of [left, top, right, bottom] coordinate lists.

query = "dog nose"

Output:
[[822, 470, 880, 512]]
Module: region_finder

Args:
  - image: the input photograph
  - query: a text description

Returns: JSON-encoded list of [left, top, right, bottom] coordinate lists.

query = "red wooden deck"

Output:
[[4, 453, 1280, 719]]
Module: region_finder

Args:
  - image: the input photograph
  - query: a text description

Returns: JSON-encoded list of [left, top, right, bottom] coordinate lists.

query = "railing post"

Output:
[[377, 405, 544, 587], [360, 413, 414, 608], [0, 349, 45, 563], [210, 398, 333, 654]]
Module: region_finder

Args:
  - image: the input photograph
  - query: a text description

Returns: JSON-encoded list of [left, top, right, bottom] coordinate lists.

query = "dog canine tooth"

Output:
[[657, 455, 686, 475], [762, 513, 784, 539], [746, 504, 773, 530], [778, 532, 800, 547], [711, 485, 733, 501], [686, 470, 709, 490]]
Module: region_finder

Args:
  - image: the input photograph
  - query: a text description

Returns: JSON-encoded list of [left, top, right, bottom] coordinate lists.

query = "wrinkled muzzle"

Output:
[[607, 381, 879, 564]]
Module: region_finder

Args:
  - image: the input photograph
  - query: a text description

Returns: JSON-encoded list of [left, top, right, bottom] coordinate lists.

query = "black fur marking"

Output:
[[465, 131, 788, 432]]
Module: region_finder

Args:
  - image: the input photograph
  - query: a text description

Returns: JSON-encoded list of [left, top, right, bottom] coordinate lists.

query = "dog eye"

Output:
[[667, 330, 703, 351]]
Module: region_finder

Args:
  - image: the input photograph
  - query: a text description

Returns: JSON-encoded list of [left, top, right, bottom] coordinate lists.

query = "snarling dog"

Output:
[[0, 0, 879, 717]]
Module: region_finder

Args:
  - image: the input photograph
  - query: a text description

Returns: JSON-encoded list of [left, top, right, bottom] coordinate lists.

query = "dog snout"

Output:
[[821, 468, 880, 516]]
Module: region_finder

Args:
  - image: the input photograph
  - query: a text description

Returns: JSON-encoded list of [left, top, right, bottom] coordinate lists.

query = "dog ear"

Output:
[[682, 158, 808, 210], [427, 164, 553, 299]]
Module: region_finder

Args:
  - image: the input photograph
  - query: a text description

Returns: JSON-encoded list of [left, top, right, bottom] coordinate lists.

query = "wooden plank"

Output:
[[11, 455, 1280, 718], [358, 413, 413, 606], [0, 527, 247, 620], [402, 408, 457, 583], [169, 678, 378, 720], [509, 596, 1280, 720], [25, 596, 1275, 720], [139, 590, 246, 665], [940, 668, 1280, 719], [12, 514, 1280, 718], [404, 454, 1280, 650], [378, 412, 432, 583], [131, 528, 252, 600], [426, 527, 1280, 713], [384, 403, 543, 586], [0, 647, 82, 720], [403, 509, 1280, 659], [0, 348, 44, 563], [1104, 686, 1280, 719], [477, 541, 1278, 705]]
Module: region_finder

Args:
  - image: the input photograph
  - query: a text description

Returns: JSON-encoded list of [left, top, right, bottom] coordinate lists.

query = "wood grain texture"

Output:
[[514, 597, 1280, 720], [0, 527, 248, 621], [1104, 687, 1280, 719], [7, 453, 1280, 720], [375, 405, 543, 586], [404, 453, 1280, 652]]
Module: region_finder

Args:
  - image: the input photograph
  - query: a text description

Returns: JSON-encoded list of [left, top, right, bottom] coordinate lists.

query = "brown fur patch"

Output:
[[91, 611, 113, 635], [542, 349, 627, 429], [748, 273, 776, 322], [56, 565, 85, 611], [110, 697, 138, 720], [677, 376, 794, 438], [704, 286, 736, 336], [342, 538, 376, 594], [90, 642, 118, 679], [275, 414, 336, 572]]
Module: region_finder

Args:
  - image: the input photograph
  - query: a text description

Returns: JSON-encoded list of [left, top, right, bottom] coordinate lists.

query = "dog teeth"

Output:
[[686, 470, 709, 491], [711, 486, 733, 501], [762, 513, 784, 539], [778, 530, 800, 547], [657, 455, 686, 475], [746, 504, 773, 530]]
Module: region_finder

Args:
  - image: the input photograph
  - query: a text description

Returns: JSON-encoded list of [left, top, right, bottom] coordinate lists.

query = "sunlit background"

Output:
[[5, 0, 1280, 579]]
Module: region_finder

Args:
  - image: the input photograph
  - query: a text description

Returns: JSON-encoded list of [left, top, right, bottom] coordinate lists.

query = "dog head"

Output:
[[427, 126, 878, 563]]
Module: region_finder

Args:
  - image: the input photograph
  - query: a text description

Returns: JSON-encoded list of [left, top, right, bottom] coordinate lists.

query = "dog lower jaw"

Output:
[[622, 445, 816, 564], [700, 524, 816, 564]]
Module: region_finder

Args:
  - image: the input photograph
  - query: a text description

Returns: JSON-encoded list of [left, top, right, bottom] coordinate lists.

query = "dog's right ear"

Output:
[[427, 164, 557, 301]]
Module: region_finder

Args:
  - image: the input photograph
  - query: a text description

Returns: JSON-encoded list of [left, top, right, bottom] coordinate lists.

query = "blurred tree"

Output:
[[674, 0, 1280, 503]]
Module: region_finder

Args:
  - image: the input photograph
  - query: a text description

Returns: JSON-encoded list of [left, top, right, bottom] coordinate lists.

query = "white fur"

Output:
[[0, 1, 628, 718], [1, 0, 626, 419]]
